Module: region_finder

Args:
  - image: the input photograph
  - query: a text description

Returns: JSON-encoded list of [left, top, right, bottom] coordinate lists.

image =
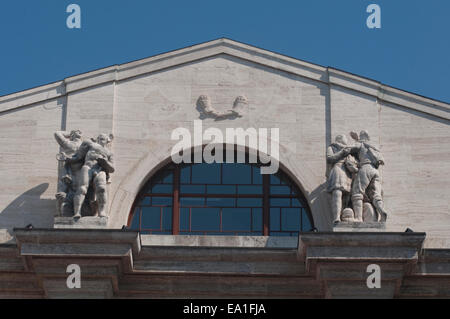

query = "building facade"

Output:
[[0, 39, 449, 298]]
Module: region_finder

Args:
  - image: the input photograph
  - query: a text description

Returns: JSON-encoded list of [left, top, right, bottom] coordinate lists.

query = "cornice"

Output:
[[0, 38, 448, 121]]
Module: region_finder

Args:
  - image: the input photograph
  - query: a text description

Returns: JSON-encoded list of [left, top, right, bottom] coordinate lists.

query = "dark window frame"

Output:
[[128, 161, 314, 236]]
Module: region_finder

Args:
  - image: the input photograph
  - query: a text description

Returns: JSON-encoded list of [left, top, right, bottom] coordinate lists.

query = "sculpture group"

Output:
[[54, 130, 114, 218], [326, 130, 388, 224], [53, 126, 386, 223]]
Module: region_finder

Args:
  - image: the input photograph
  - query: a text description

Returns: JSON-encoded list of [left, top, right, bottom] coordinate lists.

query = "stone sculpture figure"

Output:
[[326, 135, 357, 224], [55, 131, 114, 219], [350, 130, 388, 223], [54, 130, 83, 216], [64, 133, 115, 218], [327, 130, 388, 224]]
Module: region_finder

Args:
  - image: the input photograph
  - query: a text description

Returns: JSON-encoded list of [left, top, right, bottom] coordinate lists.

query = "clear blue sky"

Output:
[[1, 0, 449, 103]]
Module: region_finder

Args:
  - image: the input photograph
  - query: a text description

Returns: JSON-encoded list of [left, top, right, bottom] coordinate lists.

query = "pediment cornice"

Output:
[[0, 38, 449, 120]]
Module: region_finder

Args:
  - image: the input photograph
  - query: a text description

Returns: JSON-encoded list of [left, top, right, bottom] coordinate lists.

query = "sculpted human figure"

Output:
[[54, 130, 83, 215], [54, 130, 83, 156], [326, 135, 357, 224], [350, 130, 388, 222], [65, 133, 114, 218]]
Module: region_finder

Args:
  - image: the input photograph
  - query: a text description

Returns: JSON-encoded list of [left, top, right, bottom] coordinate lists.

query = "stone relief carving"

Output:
[[327, 130, 388, 225], [197, 95, 247, 120], [55, 131, 114, 218]]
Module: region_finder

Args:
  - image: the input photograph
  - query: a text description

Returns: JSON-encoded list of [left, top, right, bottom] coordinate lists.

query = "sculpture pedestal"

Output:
[[333, 222, 386, 232], [54, 216, 109, 229]]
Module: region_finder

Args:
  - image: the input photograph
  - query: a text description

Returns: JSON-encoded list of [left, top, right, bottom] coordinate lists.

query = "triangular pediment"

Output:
[[0, 38, 448, 120]]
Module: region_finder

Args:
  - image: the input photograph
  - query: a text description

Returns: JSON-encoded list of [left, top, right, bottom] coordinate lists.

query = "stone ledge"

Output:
[[54, 216, 109, 229], [333, 222, 386, 232], [3, 229, 450, 298], [13, 228, 141, 281], [298, 232, 426, 268], [13, 228, 141, 258], [140, 235, 298, 248], [299, 232, 426, 247]]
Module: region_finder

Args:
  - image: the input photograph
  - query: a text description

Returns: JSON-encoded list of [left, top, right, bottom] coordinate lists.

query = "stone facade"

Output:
[[0, 39, 449, 298], [0, 229, 448, 298]]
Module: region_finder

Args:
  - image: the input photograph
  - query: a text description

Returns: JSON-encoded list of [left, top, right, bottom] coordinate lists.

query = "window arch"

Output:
[[128, 160, 314, 236]]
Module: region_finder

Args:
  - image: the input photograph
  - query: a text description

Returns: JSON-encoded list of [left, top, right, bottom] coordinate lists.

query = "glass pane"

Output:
[[252, 208, 262, 232], [223, 163, 251, 184], [180, 166, 191, 183], [252, 166, 263, 185], [302, 209, 312, 232], [152, 197, 173, 206], [238, 185, 262, 194], [162, 207, 173, 231], [153, 171, 173, 184], [270, 174, 281, 185], [270, 185, 291, 195], [292, 198, 304, 207], [130, 208, 140, 230], [206, 197, 235, 207], [191, 163, 220, 184], [281, 208, 300, 231], [207, 185, 235, 194], [180, 197, 205, 207], [162, 172, 173, 184], [222, 208, 251, 231], [180, 208, 190, 231], [191, 208, 220, 231], [139, 197, 151, 205], [278, 175, 289, 185], [180, 185, 205, 194], [270, 208, 280, 231], [151, 184, 173, 194], [270, 198, 291, 207], [237, 198, 262, 207], [141, 207, 161, 230]]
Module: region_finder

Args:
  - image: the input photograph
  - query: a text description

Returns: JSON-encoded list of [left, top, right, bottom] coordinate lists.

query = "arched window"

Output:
[[128, 161, 313, 236]]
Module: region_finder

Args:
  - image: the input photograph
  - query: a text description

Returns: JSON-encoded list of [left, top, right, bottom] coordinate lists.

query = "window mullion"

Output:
[[172, 167, 180, 235], [263, 174, 270, 236]]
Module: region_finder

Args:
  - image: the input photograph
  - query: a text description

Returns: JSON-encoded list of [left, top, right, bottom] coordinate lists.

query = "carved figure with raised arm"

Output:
[[350, 130, 388, 222], [326, 134, 357, 224], [54, 130, 83, 215], [65, 133, 115, 218]]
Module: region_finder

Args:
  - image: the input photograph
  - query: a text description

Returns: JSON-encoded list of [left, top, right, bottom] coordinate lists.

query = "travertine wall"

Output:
[[330, 85, 450, 246], [0, 99, 62, 241], [0, 50, 449, 247], [110, 55, 330, 231]]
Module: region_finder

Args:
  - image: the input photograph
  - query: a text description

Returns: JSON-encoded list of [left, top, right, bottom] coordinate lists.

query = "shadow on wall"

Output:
[[0, 183, 55, 242], [309, 182, 333, 231]]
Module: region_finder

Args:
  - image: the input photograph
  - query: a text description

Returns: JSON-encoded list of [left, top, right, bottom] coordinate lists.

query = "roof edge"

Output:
[[0, 38, 449, 120]]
